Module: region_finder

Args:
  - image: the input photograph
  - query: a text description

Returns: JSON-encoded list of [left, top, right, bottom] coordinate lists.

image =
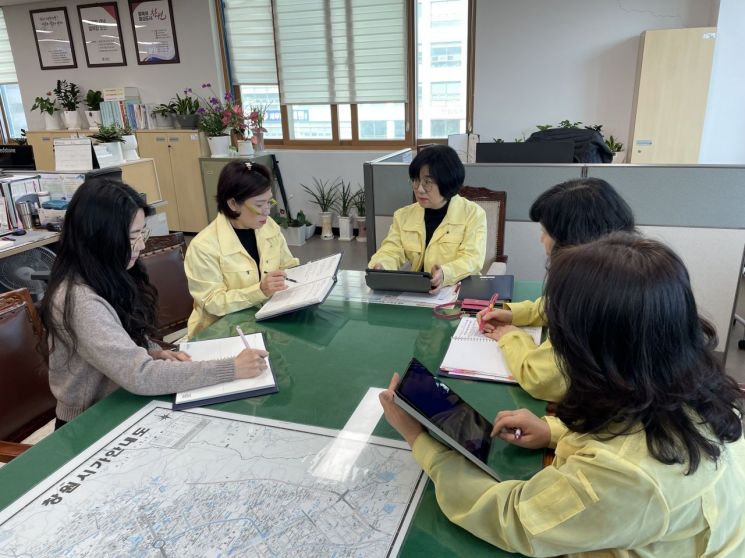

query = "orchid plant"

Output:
[[248, 103, 270, 133], [196, 83, 247, 138]]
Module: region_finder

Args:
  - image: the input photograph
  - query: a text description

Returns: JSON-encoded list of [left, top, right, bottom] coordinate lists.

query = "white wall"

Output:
[[699, 0, 745, 163], [5, 0, 224, 130], [472, 0, 718, 146]]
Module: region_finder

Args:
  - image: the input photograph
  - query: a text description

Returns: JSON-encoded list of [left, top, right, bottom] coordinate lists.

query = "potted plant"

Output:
[[352, 187, 366, 242], [84, 90, 103, 129], [53, 80, 82, 129], [605, 136, 625, 163], [30, 93, 60, 130], [301, 178, 339, 240], [247, 102, 269, 153], [196, 83, 239, 157], [296, 210, 315, 239], [334, 179, 355, 241], [89, 123, 125, 165], [12, 129, 27, 146], [276, 209, 306, 246], [151, 102, 176, 128], [172, 89, 200, 129]]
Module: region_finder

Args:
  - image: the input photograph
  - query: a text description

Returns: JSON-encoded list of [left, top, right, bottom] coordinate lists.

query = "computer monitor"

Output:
[[0, 145, 36, 171], [475, 142, 574, 164]]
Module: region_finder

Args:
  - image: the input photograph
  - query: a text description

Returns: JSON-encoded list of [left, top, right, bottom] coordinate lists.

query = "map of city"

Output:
[[0, 402, 426, 557]]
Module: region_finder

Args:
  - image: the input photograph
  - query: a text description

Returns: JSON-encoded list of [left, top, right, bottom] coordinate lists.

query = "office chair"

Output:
[[0, 288, 56, 462], [460, 186, 508, 274]]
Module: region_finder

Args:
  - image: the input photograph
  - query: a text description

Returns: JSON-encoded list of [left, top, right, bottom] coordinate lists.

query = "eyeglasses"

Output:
[[410, 177, 437, 193], [246, 197, 277, 215], [129, 227, 151, 248]]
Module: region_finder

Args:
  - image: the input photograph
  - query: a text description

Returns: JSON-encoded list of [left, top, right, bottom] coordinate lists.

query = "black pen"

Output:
[[262, 270, 298, 283]]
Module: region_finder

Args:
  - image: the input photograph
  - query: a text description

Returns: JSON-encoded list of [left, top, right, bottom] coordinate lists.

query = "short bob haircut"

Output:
[[529, 177, 635, 249], [216, 161, 273, 219], [545, 233, 744, 473], [408, 144, 465, 200]]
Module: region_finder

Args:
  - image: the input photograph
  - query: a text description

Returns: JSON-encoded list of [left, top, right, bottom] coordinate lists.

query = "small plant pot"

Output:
[[338, 215, 354, 241], [305, 224, 315, 240], [207, 135, 231, 157], [252, 130, 265, 152], [281, 226, 306, 247], [42, 112, 61, 130], [63, 110, 81, 129], [319, 211, 334, 240], [174, 114, 199, 129], [100, 141, 124, 165], [612, 151, 626, 164], [236, 140, 253, 155], [355, 217, 367, 242], [152, 113, 175, 128], [122, 134, 140, 161], [85, 110, 101, 129]]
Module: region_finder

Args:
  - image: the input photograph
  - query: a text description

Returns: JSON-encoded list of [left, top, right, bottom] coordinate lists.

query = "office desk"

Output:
[[0, 229, 58, 260], [0, 273, 545, 557]]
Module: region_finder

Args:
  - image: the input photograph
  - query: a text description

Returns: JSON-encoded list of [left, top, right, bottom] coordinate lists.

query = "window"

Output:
[[288, 105, 332, 140], [0, 12, 24, 141], [431, 42, 461, 68], [430, 119, 461, 137], [431, 81, 461, 102], [430, 0, 462, 27], [239, 85, 283, 140]]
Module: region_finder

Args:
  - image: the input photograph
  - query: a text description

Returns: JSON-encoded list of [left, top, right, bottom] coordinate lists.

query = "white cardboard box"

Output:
[[38, 208, 66, 226]]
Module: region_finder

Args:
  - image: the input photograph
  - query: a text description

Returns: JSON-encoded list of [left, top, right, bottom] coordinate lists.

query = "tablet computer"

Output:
[[365, 269, 432, 293], [393, 358, 501, 481]]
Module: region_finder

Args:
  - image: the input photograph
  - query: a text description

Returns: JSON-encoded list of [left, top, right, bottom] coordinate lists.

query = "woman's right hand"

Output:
[[233, 348, 269, 378], [491, 409, 551, 449], [260, 270, 288, 297], [476, 308, 513, 332]]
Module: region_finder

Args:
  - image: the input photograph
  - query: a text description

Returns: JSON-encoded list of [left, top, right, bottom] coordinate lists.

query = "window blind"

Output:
[[273, 0, 407, 104], [0, 10, 18, 84], [222, 0, 278, 85]]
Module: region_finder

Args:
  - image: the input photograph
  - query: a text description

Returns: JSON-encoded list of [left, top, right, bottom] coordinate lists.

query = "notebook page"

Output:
[[255, 276, 335, 319], [454, 317, 541, 345], [284, 253, 341, 285], [440, 339, 514, 382]]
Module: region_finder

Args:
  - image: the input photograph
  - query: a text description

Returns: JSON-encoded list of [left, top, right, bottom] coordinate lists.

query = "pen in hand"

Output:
[[478, 293, 500, 333], [236, 326, 251, 349]]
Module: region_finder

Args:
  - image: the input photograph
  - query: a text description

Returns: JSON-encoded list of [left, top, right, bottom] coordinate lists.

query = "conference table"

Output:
[[0, 271, 546, 557]]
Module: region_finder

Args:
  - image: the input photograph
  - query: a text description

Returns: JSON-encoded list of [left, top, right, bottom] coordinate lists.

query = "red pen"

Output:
[[478, 293, 500, 332]]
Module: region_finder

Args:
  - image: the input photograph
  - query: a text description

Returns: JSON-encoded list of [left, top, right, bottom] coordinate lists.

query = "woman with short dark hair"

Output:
[[368, 145, 487, 293], [41, 178, 270, 427], [184, 161, 298, 337], [478, 177, 636, 401], [381, 234, 745, 557]]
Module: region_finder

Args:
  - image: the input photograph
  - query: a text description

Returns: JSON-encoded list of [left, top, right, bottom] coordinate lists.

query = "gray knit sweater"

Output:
[[48, 282, 235, 421]]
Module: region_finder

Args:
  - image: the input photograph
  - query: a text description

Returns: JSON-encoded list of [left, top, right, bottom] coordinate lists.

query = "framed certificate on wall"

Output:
[[128, 0, 180, 65], [30, 7, 77, 70], [77, 2, 127, 67]]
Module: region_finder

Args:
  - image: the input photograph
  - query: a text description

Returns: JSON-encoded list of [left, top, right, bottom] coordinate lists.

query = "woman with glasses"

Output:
[[368, 145, 486, 293], [184, 161, 299, 337], [41, 178, 270, 429]]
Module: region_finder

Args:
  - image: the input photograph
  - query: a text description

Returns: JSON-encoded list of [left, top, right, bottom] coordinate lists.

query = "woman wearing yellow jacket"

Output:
[[381, 235, 745, 557], [368, 145, 486, 293], [184, 161, 299, 337], [477, 178, 635, 401]]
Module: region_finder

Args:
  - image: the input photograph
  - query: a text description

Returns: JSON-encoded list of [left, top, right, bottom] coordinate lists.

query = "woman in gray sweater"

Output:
[[40, 178, 267, 428]]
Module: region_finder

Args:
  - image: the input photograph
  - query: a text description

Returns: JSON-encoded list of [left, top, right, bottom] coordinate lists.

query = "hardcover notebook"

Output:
[[173, 333, 277, 410], [458, 274, 514, 304], [439, 317, 542, 384], [255, 252, 343, 321]]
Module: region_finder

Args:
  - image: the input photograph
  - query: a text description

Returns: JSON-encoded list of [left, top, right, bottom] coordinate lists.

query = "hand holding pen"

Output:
[[233, 326, 269, 379], [260, 270, 290, 297], [477, 293, 500, 332], [490, 409, 551, 449]]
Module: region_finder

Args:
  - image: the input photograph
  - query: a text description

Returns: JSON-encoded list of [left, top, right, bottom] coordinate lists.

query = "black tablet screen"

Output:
[[396, 359, 492, 462]]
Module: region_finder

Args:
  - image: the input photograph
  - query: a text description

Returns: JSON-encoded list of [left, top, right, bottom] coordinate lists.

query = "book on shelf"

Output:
[[173, 332, 277, 410], [439, 317, 542, 383], [255, 252, 343, 321]]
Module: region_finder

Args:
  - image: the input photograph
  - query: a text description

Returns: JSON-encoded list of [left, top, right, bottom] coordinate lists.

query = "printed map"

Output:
[[0, 402, 425, 557]]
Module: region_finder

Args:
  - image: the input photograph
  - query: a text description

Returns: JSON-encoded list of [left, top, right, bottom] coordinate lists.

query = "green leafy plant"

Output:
[[13, 129, 27, 145], [493, 137, 504, 143], [151, 102, 176, 117], [88, 122, 125, 143], [333, 179, 355, 217], [172, 89, 200, 115], [301, 178, 339, 213], [197, 110, 227, 137], [276, 208, 303, 228], [536, 124, 552, 131], [605, 135, 624, 153], [352, 188, 365, 217], [585, 124, 603, 132], [295, 210, 312, 226], [31, 94, 58, 115], [558, 119, 582, 129], [53, 80, 81, 111], [85, 90, 103, 111]]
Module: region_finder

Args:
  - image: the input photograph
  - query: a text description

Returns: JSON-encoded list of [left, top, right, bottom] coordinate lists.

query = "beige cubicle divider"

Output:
[[120, 159, 162, 205]]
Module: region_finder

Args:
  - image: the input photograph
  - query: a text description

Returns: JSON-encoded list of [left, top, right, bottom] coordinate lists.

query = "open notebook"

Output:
[[255, 252, 342, 321], [173, 333, 277, 410], [439, 317, 542, 384]]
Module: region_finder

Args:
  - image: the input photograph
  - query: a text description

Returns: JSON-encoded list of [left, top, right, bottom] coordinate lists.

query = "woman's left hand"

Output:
[[379, 373, 424, 447], [429, 265, 444, 294], [483, 324, 521, 341], [149, 349, 192, 362]]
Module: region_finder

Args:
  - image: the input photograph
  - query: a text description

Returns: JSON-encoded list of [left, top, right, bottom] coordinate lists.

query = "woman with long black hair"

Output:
[[381, 234, 745, 556], [41, 178, 268, 428]]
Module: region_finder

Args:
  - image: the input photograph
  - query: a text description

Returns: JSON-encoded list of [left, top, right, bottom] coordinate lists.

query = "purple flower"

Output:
[[201, 83, 211, 88], [196, 107, 206, 114], [209, 97, 219, 105]]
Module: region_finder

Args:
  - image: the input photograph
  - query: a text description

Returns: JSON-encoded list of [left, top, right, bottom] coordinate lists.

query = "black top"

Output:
[[424, 200, 450, 246], [233, 227, 260, 273]]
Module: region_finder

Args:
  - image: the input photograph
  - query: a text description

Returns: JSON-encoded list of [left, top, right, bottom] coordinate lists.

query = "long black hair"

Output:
[[40, 179, 157, 351], [530, 178, 635, 250], [545, 233, 744, 473]]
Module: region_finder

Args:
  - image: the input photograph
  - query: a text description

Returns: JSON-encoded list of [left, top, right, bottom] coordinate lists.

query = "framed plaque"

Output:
[[78, 2, 127, 67], [128, 0, 180, 65], [30, 7, 77, 70]]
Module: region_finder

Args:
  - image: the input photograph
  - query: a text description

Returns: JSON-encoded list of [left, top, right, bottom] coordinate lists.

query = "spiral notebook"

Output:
[[439, 317, 542, 383]]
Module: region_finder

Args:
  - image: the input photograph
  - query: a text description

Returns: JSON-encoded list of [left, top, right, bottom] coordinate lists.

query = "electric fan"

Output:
[[0, 247, 56, 301]]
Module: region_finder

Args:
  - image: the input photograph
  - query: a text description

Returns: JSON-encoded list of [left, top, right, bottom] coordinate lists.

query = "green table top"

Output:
[[0, 272, 545, 557]]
